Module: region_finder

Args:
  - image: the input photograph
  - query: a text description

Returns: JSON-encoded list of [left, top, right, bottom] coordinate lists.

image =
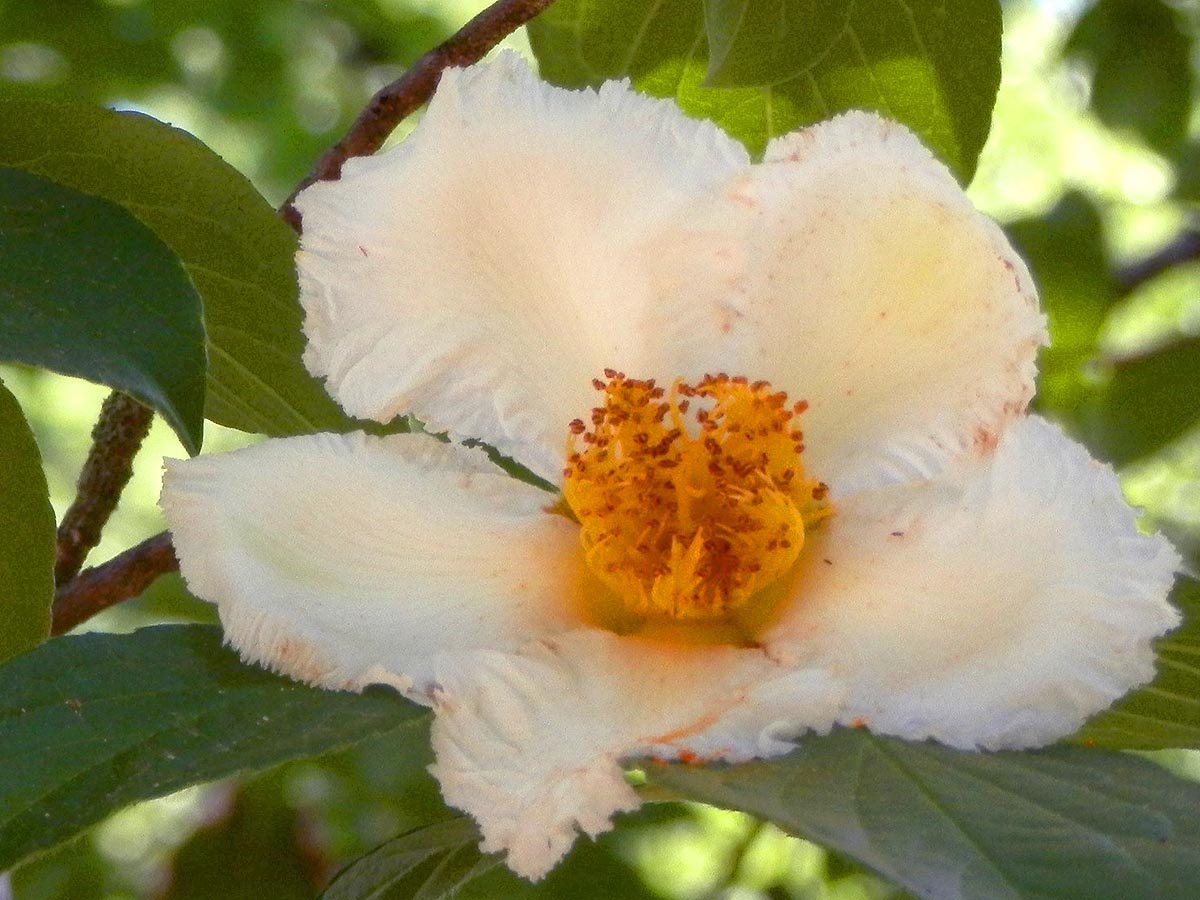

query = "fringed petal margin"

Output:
[[428, 629, 838, 879], [162, 432, 585, 693], [295, 54, 750, 484], [719, 112, 1045, 492], [765, 417, 1180, 750]]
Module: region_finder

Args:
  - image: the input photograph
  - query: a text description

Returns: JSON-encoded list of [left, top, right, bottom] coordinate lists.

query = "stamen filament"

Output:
[[562, 372, 830, 623]]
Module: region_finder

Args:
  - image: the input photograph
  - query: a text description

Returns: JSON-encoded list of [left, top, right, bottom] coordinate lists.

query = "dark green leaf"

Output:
[[0, 98, 355, 437], [1080, 336, 1200, 465], [1174, 143, 1200, 203], [529, 0, 1001, 181], [1008, 191, 1116, 364], [1077, 576, 1200, 749], [1065, 0, 1194, 156], [507, 820, 664, 900], [163, 775, 322, 900], [1157, 518, 1200, 582], [9, 835, 112, 900], [324, 813, 663, 900], [702, 0, 851, 87], [1007, 192, 1119, 419], [648, 730, 1200, 900], [0, 378, 54, 661], [0, 166, 206, 452], [321, 818, 500, 900], [0, 625, 424, 870]]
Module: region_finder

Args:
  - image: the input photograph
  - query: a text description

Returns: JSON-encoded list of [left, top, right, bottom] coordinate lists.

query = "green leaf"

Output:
[[1007, 192, 1120, 420], [702, 0, 851, 87], [163, 775, 326, 900], [0, 625, 424, 870], [1077, 576, 1200, 750], [0, 378, 54, 662], [1080, 336, 1200, 465], [0, 166, 206, 453], [529, 0, 1001, 181], [0, 98, 355, 437], [1008, 191, 1117, 364], [9, 835, 111, 900], [323, 812, 663, 900], [1065, 0, 1194, 156], [1174, 142, 1200, 203], [648, 730, 1200, 900], [321, 818, 500, 900]]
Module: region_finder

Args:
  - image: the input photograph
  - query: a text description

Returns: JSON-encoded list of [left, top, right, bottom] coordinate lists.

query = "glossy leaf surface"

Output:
[[0, 99, 354, 437], [0, 626, 423, 870], [0, 166, 206, 452], [649, 730, 1200, 900], [529, 0, 1001, 180]]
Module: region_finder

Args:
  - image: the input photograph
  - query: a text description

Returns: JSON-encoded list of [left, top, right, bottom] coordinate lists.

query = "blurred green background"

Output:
[[2, 0, 1198, 897]]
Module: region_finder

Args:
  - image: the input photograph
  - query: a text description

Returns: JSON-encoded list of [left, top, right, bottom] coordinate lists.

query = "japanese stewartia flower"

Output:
[[161, 53, 1180, 880]]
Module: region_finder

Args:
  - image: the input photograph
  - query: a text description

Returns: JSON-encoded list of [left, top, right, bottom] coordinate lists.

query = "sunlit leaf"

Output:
[[0, 98, 355, 437], [0, 625, 423, 870], [702, 0, 851, 87], [1077, 576, 1200, 750], [0, 166, 206, 452], [0, 378, 54, 662], [529, 0, 1001, 181], [649, 730, 1200, 900]]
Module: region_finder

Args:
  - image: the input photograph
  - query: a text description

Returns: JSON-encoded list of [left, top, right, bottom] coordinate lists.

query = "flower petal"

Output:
[[161, 432, 585, 692], [294, 54, 750, 484], [722, 112, 1045, 491], [678, 667, 843, 761], [765, 416, 1180, 750], [428, 630, 834, 880]]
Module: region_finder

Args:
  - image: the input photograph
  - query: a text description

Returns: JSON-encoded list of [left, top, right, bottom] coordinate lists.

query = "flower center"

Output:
[[562, 371, 830, 625]]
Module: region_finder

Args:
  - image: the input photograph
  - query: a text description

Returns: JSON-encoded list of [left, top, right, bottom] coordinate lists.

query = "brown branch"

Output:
[[54, 392, 154, 585], [50, 0, 558, 634], [51, 532, 178, 635], [1116, 229, 1200, 296], [279, 0, 557, 230]]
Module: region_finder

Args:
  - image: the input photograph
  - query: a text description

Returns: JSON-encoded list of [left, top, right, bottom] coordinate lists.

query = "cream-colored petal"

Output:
[[428, 630, 825, 880], [720, 112, 1045, 491], [161, 432, 585, 693], [766, 416, 1180, 750], [295, 54, 749, 484], [677, 668, 842, 761]]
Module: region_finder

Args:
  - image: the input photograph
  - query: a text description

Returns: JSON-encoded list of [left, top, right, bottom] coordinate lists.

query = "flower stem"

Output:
[[51, 532, 178, 635], [48, 0, 561, 635], [1117, 229, 1200, 296], [54, 391, 154, 586]]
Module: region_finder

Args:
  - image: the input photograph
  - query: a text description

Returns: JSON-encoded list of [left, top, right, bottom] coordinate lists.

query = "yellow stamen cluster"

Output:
[[562, 371, 829, 623]]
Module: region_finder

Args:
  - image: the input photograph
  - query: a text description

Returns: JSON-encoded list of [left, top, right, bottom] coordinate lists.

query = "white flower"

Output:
[[160, 54, 1180, 880]]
